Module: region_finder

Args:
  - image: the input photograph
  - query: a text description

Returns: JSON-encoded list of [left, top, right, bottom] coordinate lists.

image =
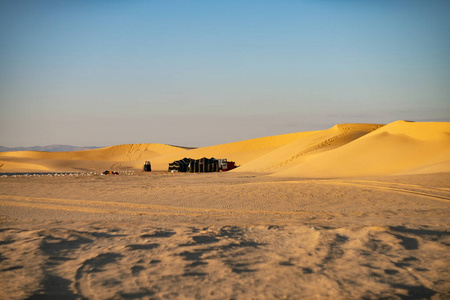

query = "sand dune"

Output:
[[135, 130, 316, 170], [273, 121, 450, 178], [0, 143, 186, 161], [0, 144, 187, 172], [1, 129, 449, 298], [1, 121, 449, 177], [235, 123, 384, 173]]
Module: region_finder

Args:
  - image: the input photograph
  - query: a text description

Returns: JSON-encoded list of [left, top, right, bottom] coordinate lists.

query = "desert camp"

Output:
[[1, 1, 449, 298], [1, 121, 449, 298], [168, 158, 236, 173]]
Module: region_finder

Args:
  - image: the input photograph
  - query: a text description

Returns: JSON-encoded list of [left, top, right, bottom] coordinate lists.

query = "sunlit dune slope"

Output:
[[0, 144, 187, 172], [1, 121, 449, 177], [132, 131, 316, 170], [0, 160, 50, 172], [235, 123, 384, 173], [0, 132, 311, 172], [273, 121, 450, 178], [0, 144, 185, 161]]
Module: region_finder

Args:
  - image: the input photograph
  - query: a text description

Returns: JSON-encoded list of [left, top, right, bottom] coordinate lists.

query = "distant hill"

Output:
[[0, 145, 102, 152]]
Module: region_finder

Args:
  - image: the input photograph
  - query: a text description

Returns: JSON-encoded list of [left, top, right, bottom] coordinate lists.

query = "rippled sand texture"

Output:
[[1, 120, 449, 298], [1, 172, 449, 299], [2, 223, 449, 299]]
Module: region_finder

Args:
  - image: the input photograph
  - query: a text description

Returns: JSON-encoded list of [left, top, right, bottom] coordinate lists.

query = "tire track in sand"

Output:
[[0, 194, 330, 217], [276, 180, 450, 203]]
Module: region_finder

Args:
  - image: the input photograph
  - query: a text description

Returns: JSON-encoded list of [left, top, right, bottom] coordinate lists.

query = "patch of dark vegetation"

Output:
[[384, 269, 399, 275]]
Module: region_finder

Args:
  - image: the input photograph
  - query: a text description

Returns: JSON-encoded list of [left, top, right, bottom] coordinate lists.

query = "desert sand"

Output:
[[1, 121, 449, 299]]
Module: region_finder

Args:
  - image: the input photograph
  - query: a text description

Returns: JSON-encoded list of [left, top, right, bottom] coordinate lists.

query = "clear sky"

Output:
[[1, 0, 449, 147]]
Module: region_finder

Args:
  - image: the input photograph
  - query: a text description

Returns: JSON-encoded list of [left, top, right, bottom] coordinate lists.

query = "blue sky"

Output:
[[1, 0, 449, 147]]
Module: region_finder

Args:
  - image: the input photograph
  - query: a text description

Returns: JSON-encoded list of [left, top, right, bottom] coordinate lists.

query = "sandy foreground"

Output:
[[1, 171, 449, 299]]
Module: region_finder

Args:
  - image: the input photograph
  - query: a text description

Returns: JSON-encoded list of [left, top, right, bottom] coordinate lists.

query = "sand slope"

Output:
[[1, 121, 449, 177], [0, 143, 186, 161], [235, 123, 384, 173], [135, 131, 316, 170], [0, 144, 187, 172], [273, 121, 450, 178]]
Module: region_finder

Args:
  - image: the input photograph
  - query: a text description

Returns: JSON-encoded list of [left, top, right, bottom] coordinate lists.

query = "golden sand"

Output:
[[1, 121, 448, 177], [1, 120, 449, 298]]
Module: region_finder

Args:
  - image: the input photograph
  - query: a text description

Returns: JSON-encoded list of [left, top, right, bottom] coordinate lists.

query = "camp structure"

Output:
[[168, 157, 236, 173], [168, 158, 191, 173], [143, 161, 152, 172]]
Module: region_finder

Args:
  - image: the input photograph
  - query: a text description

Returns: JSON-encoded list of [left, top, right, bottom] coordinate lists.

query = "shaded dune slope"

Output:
[[1, 121, 449, 177]]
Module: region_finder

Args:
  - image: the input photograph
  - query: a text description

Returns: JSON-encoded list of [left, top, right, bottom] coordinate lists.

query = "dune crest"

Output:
[[1, 121, 449, 177], [0, 144, 187, 172], [235, 123, 384, 173], [138, 131, 316, 170], [272, 121, 450, 178]]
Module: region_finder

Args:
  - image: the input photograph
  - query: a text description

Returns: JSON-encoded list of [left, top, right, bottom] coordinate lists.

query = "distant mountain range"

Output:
[[0, 145, 103, 152]]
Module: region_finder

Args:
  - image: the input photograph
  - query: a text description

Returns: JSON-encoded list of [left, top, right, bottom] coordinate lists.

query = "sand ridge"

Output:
[[1, 120, 449, 177], [273, 121, 450, 178], [236, 123, 384, 173]]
